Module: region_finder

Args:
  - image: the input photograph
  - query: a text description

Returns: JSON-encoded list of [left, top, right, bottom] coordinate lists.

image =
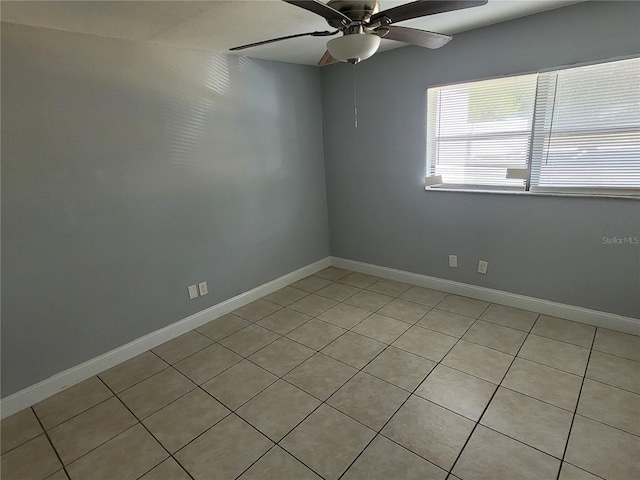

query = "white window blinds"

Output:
[[426, 58, 640, 197], [426, 74, 538, 190], [530, 58, 640, 195]]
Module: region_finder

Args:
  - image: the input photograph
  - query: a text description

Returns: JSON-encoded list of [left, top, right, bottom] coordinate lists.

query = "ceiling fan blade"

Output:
[[283, 0, 352, 25], [380, 25, 452, 49], [318, 50, 338, 66], [230, 30, 337, 51], [370, 0, 488, 25]]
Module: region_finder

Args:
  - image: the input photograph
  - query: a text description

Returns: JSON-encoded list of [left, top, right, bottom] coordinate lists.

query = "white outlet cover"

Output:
[[478, 260, 488, 274], [198, 281, 208, 296], [188, 285, 199, 299], [449, 255, 458, 268]]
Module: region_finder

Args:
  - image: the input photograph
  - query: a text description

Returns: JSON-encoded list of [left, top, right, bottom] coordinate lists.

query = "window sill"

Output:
[[424, 187, 640, 200]]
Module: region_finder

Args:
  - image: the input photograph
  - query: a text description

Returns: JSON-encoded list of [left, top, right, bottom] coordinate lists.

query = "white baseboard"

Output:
[[1, 257, 331, 419], [331, 257, 640, 336], [4, 255, 636, 418]]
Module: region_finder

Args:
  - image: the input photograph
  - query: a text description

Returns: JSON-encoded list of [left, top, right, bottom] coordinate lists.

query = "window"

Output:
[[426, 58, 640, 196]]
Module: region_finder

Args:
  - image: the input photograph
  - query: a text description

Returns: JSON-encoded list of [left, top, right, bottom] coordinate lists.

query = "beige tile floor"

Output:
[[2, 267, 639, 480]]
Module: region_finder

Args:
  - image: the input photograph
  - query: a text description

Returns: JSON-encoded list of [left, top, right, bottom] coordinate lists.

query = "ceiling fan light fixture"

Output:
[[327, 33, 381, 64]]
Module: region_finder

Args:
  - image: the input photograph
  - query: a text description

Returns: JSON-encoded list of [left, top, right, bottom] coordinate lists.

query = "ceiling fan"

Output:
[[230, 0, 488, 65]]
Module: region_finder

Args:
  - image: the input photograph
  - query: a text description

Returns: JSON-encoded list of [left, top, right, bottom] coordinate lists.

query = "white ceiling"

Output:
[[1, 0, 582, 65]]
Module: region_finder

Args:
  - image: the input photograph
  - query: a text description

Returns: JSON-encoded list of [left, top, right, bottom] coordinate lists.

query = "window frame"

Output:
[[425, 56, 640, 199]]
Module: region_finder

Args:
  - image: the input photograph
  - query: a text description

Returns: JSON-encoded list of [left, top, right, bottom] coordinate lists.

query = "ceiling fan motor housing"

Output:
[[326, 0, 380, 28]]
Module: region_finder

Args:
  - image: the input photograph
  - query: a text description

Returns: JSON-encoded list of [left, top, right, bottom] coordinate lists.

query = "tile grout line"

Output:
[[560, 462, 608, 480], [530, 331, 595, 350], [101, 351, 172, 397], [273, 360, 390, 477], [263, 286, 498, 477], [226, 279, 372, 361], [255, 310, 317, 337], [36, 394, 173, 476], [142, 358, 245, 416], [249, 284, 444, 478], [29, 406, 71, 480], [503, 350, 588, 379], [224, 282, 382, 476], [145, 285, 370, 479], [277, 304, 468, 407], [95, 376, 197, 480], [264, 285, 313, 306], [445, 302, 533, 480], [221, 264, 368, 480], [151, 329, 215, 362], [575, 374, 640, 396], [5, 393, 116, 456], [335, 302, 491, 479], [263, 305, 406, 475], [554, 331, 598, 480], [231, 407, 327, 480], [564, 410, 640, 438], [395, 315, 595, 417], [239, 314, 369, 378], [442, 315, 635, 476], [410, 319, 624, 396], [194, 305, 376, 419], [115, 364, 200, 417], [354, 292, 625, 368], [137, 347, 306, 465], [588, 347, 640, 363], [219, 405, 326, 480], [491, 383, 576, 415]]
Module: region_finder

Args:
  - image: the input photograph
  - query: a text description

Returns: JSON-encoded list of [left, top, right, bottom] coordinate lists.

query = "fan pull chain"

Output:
[[353, 63, 358, 129]]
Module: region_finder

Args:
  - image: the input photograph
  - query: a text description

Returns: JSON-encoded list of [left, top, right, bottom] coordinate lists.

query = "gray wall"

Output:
[[1, 23, 330, 396], [321, 1, 640, 319]]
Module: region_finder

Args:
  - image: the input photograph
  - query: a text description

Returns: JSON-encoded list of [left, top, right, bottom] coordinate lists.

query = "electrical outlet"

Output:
[[198, 281, 208, 296], [478, 260, 488, 274], [449, 255, 458, 268], [188, 285, 199, 299]]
